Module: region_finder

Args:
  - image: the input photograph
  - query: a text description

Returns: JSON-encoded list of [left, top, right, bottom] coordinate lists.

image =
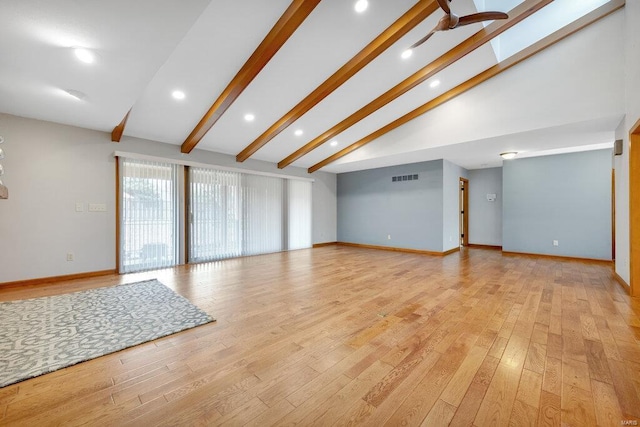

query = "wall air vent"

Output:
[[392, 174, 419, 182]]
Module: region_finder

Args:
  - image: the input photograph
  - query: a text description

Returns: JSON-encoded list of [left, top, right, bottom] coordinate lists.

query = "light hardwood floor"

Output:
[[1, 246, 639, 426]]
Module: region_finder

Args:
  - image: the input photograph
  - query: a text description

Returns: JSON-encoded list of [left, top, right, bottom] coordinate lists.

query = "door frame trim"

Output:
[[630, 118, 640, 297], [460, 177, 469, 247]]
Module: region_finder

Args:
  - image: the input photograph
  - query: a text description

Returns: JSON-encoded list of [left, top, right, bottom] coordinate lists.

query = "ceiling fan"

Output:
[[408, 0, 509, 50]]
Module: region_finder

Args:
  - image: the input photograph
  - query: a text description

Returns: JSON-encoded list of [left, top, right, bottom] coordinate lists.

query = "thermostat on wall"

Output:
[[486, 193, 496, 202]]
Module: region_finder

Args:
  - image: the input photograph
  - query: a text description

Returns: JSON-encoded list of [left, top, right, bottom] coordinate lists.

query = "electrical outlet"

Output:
[[67, 253, 74, 261], [387, 234, 391, 240], [553, 240, 559, 247]]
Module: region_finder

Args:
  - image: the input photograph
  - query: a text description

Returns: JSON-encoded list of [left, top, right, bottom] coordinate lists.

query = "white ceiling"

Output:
[[0, 0, 625, 174]]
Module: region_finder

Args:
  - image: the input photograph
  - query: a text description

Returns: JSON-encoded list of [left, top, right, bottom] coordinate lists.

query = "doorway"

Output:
[[459, 177, 469, 247], [612, 168, 615, 261]]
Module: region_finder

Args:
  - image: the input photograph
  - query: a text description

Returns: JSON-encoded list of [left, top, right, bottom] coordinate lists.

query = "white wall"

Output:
[[468, 167, 502, 247], [0, 113, 337, 283], [614, 1, 640, 285]]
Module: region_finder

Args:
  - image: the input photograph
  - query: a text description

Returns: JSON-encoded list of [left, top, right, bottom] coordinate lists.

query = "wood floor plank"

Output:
[[562, 357, 592, 393], [1, 247, 638, 426], [515, 368, 543, 409], [474, 361, 522, 427], [591, 379, 624, 427], [450, 384, 490, 427], [561, 384, 597, 426], [420, 398, 457, 427], [440, 345, 489, 407], [608, 359, 640, 419], [537, 390, 561, 427]]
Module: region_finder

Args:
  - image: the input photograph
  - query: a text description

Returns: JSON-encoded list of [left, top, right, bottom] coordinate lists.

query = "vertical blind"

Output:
[[189, 168, 242, 261], [188, 168, 287, 262], [118, 156, 312, 270], [243, 174, 283, 256], [288, 180, 312, 250], [189, 167, 311, 262], [119, 158, 179, 273]]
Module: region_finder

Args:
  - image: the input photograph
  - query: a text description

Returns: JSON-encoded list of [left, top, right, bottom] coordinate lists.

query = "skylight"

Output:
[[474, 0, 612, 62]]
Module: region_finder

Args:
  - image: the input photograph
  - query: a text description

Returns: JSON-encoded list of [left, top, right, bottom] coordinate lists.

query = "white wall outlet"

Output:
[[75, 202, 84, 212], [387, 234, 391, 240], [88, 203, 107, 212], [553, 240, 559, 246], [66, 253, 74, 261]]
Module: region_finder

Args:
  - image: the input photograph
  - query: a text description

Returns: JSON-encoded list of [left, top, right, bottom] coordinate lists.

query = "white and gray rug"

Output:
[[0, 279, 214, 388]]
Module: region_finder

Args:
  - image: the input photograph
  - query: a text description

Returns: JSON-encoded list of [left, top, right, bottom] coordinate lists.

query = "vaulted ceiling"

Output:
[[0, 0, 625, 174]]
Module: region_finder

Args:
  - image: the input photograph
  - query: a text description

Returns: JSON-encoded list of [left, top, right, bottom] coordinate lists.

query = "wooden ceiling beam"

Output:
[[180, 0, 321, 154], [308, 0, 625, 173], [279, 0, 552, 169], [235, 0, 441, 163], [111, 109, 131, 142]]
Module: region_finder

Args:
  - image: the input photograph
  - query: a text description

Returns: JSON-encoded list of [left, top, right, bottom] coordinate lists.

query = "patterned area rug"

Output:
[[0, 279, 214, 388]]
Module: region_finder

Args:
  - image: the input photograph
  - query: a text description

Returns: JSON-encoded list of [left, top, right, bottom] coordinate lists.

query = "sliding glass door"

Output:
[[188, 168, 284, 262], [119, 158, 179, 273], [118, 156, 312, 270], [189, 168, 243, 261]]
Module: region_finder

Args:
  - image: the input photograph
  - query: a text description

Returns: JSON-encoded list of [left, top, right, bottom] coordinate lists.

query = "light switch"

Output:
[[75, 202, 84, 212], [89, 203, 107, 212]]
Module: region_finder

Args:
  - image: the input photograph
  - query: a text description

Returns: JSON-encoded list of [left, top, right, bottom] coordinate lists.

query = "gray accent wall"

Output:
[[503, 149, 612, 260], [469, 167, 503, 247], [337, 160, 444, 252], [443, 160, 469, 251]]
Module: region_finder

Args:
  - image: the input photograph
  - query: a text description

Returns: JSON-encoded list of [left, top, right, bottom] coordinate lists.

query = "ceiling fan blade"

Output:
[[436, 0, 451, 14], [410, 30, 437, 49], [457, 11, 508, 27]]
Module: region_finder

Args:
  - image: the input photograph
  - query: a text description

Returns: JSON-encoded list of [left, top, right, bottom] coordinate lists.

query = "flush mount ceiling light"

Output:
[[429, 80, 440, 88], [354, 0, 368, 13], [244, 113, 255, 122], [401, 49, 413, 59], [330, 140, 339, 147], [294, 129, 304, 136], [73, 47, 96, 64], [64, 89, 87, 101], [172, 90, 186, 100], [500, 152, 518, 160], [0, 148, 4, 160]]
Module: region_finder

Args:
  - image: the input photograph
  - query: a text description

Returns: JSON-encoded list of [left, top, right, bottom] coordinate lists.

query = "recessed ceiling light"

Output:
[[73, 47, 96, 64], [429, 80, 440, 88], [401, 49, 413, 60], [354, 0, 368, 13], [172, 90, 186, 100], [500, 152, 518, 160], [294, 129, 304, 136], [63, 89, 87, 101], [330, 140, 338, 147], [244, 113, 255, 122]]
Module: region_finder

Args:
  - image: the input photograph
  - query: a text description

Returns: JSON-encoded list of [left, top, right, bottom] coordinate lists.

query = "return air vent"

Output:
[[392, 174, 419, 182]]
